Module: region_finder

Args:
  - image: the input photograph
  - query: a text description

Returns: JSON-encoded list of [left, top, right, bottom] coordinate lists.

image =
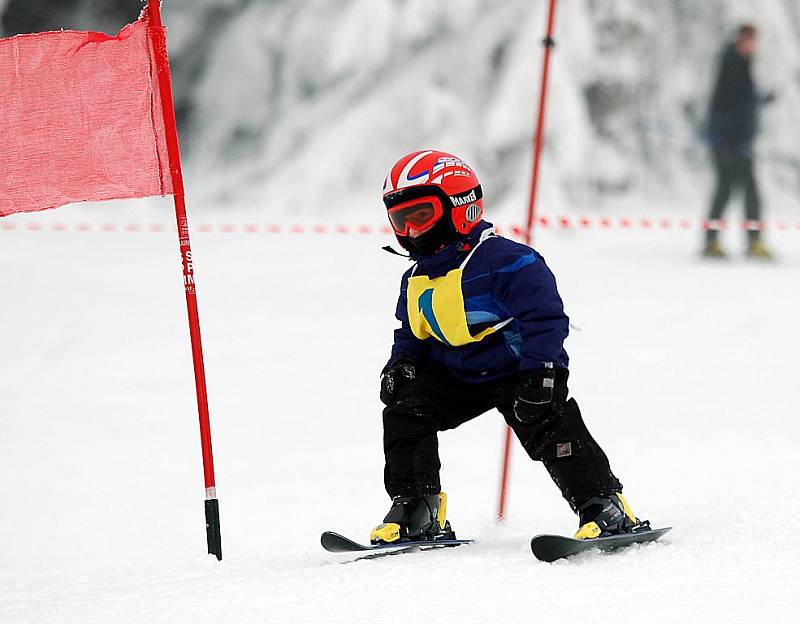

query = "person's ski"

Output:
[[321, 531, 473, 560], [531, 526, 672, 562]]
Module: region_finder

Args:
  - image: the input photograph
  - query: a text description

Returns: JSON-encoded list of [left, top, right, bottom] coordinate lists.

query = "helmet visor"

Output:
[[387, 196, 443, 238]]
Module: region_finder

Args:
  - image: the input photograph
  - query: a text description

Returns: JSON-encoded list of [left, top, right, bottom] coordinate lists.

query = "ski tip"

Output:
[[531, 526, 673, 542], [320, 531, 369, 553], [530, 526, 673, 562]]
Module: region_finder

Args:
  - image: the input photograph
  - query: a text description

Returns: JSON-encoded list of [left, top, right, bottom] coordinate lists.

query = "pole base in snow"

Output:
[[205, 498, 222, 561]]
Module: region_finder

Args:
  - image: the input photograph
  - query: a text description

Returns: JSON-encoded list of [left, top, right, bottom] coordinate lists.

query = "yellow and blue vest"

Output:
[[389, 222, 569, 383]]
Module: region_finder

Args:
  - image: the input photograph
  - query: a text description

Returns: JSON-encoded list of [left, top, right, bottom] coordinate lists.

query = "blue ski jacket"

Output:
[[387, 221, 569, 383]]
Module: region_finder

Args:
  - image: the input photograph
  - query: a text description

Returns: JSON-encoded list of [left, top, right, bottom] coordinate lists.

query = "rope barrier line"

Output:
[[1, 217, 799, 234]]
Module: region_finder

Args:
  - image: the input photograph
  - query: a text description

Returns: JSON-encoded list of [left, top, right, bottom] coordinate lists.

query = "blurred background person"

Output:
[[704, 24, 775, 260]]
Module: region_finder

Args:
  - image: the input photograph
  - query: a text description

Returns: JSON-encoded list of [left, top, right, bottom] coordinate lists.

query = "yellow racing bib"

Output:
[[406, 232, 511, 347]]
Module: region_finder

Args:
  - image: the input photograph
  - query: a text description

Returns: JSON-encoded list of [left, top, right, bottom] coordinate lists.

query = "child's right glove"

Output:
[[380, 356, 417, 406], [513, 367, 556, 423]]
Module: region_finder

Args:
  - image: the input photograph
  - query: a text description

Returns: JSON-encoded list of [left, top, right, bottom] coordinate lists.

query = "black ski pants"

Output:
[[382, 364, 621, 512], [707, 148, 762, 243]]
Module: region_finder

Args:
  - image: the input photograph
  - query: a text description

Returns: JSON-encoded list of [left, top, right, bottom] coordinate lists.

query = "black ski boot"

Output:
[[370, 492, 455, 544], [575, 493, 642, 539]]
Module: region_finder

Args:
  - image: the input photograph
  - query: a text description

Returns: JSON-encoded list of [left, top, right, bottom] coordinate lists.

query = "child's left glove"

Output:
[[380, 356, 417, 406], [513, 367, 556, 423]]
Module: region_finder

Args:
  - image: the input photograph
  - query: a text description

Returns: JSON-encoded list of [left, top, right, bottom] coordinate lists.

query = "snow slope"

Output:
[[1, 202, 799, 623]]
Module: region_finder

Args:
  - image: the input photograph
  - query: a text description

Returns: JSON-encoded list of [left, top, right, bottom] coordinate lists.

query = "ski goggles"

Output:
[[386, 195, 444, 238]]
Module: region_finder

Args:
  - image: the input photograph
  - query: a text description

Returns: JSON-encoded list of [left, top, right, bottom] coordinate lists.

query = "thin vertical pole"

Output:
[[146, 1, 221, 560], [497, 0, 558, 523], [496, 425, 515, 523], [525, 0, 558, 245]]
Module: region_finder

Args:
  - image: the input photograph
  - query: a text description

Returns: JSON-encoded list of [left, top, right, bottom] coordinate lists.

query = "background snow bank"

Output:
[[2, 0, 798, 218], [179, 0, 800, 219]]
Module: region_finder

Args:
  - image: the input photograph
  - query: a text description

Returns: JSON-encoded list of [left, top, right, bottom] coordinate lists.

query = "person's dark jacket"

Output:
[[708, 44, 758, 153], [387, 221, 569, 383]]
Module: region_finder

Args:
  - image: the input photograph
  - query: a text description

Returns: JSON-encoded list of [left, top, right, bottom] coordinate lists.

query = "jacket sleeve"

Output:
[[490, 245, 569, 372], [386, 270, 430, 370]]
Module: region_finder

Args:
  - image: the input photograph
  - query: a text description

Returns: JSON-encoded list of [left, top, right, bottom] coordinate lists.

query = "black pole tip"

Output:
[[205, 498, 222, 561]]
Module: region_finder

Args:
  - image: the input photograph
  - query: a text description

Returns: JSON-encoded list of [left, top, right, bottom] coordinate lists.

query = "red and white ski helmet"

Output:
[[382, 150, 484, 254]]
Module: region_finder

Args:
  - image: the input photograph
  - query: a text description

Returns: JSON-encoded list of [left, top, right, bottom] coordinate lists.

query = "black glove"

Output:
[[380, 357, 417, 406], [513, 367, 556, 423]]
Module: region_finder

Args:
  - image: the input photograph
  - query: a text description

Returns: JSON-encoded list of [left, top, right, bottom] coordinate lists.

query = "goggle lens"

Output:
[[387, 199, 441, 237]]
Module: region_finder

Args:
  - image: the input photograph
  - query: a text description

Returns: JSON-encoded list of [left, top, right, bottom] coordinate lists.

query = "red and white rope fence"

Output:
[[1, 217, 798, 234]]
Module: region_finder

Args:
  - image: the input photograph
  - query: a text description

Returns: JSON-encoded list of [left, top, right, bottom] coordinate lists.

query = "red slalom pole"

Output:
[[524, 0, 558, 244], [497, 0, 559, 523], [146, 1, 222, 560]]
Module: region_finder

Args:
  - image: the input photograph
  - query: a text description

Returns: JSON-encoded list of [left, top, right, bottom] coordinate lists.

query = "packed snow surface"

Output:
[[1, 201, 799, 623]]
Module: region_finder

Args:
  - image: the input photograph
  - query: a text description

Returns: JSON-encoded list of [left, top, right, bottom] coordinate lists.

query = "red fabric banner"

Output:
[[0, 16, 172, 217]]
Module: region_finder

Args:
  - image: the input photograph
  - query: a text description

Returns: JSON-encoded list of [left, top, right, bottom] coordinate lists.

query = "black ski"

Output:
[[531, 526, 672, 562], [321, 531, 473, 560]]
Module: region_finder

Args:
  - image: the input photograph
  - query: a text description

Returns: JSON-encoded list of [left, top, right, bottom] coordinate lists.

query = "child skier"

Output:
[[372, 150, 644, 545]]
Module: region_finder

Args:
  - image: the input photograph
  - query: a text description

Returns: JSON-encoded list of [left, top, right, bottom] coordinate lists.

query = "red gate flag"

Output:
[[1, 2, 223, 560], [0, 15, 173, 217]]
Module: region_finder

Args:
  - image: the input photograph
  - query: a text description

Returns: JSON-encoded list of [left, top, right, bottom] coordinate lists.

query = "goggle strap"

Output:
[[382, 245, 411, 258]]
